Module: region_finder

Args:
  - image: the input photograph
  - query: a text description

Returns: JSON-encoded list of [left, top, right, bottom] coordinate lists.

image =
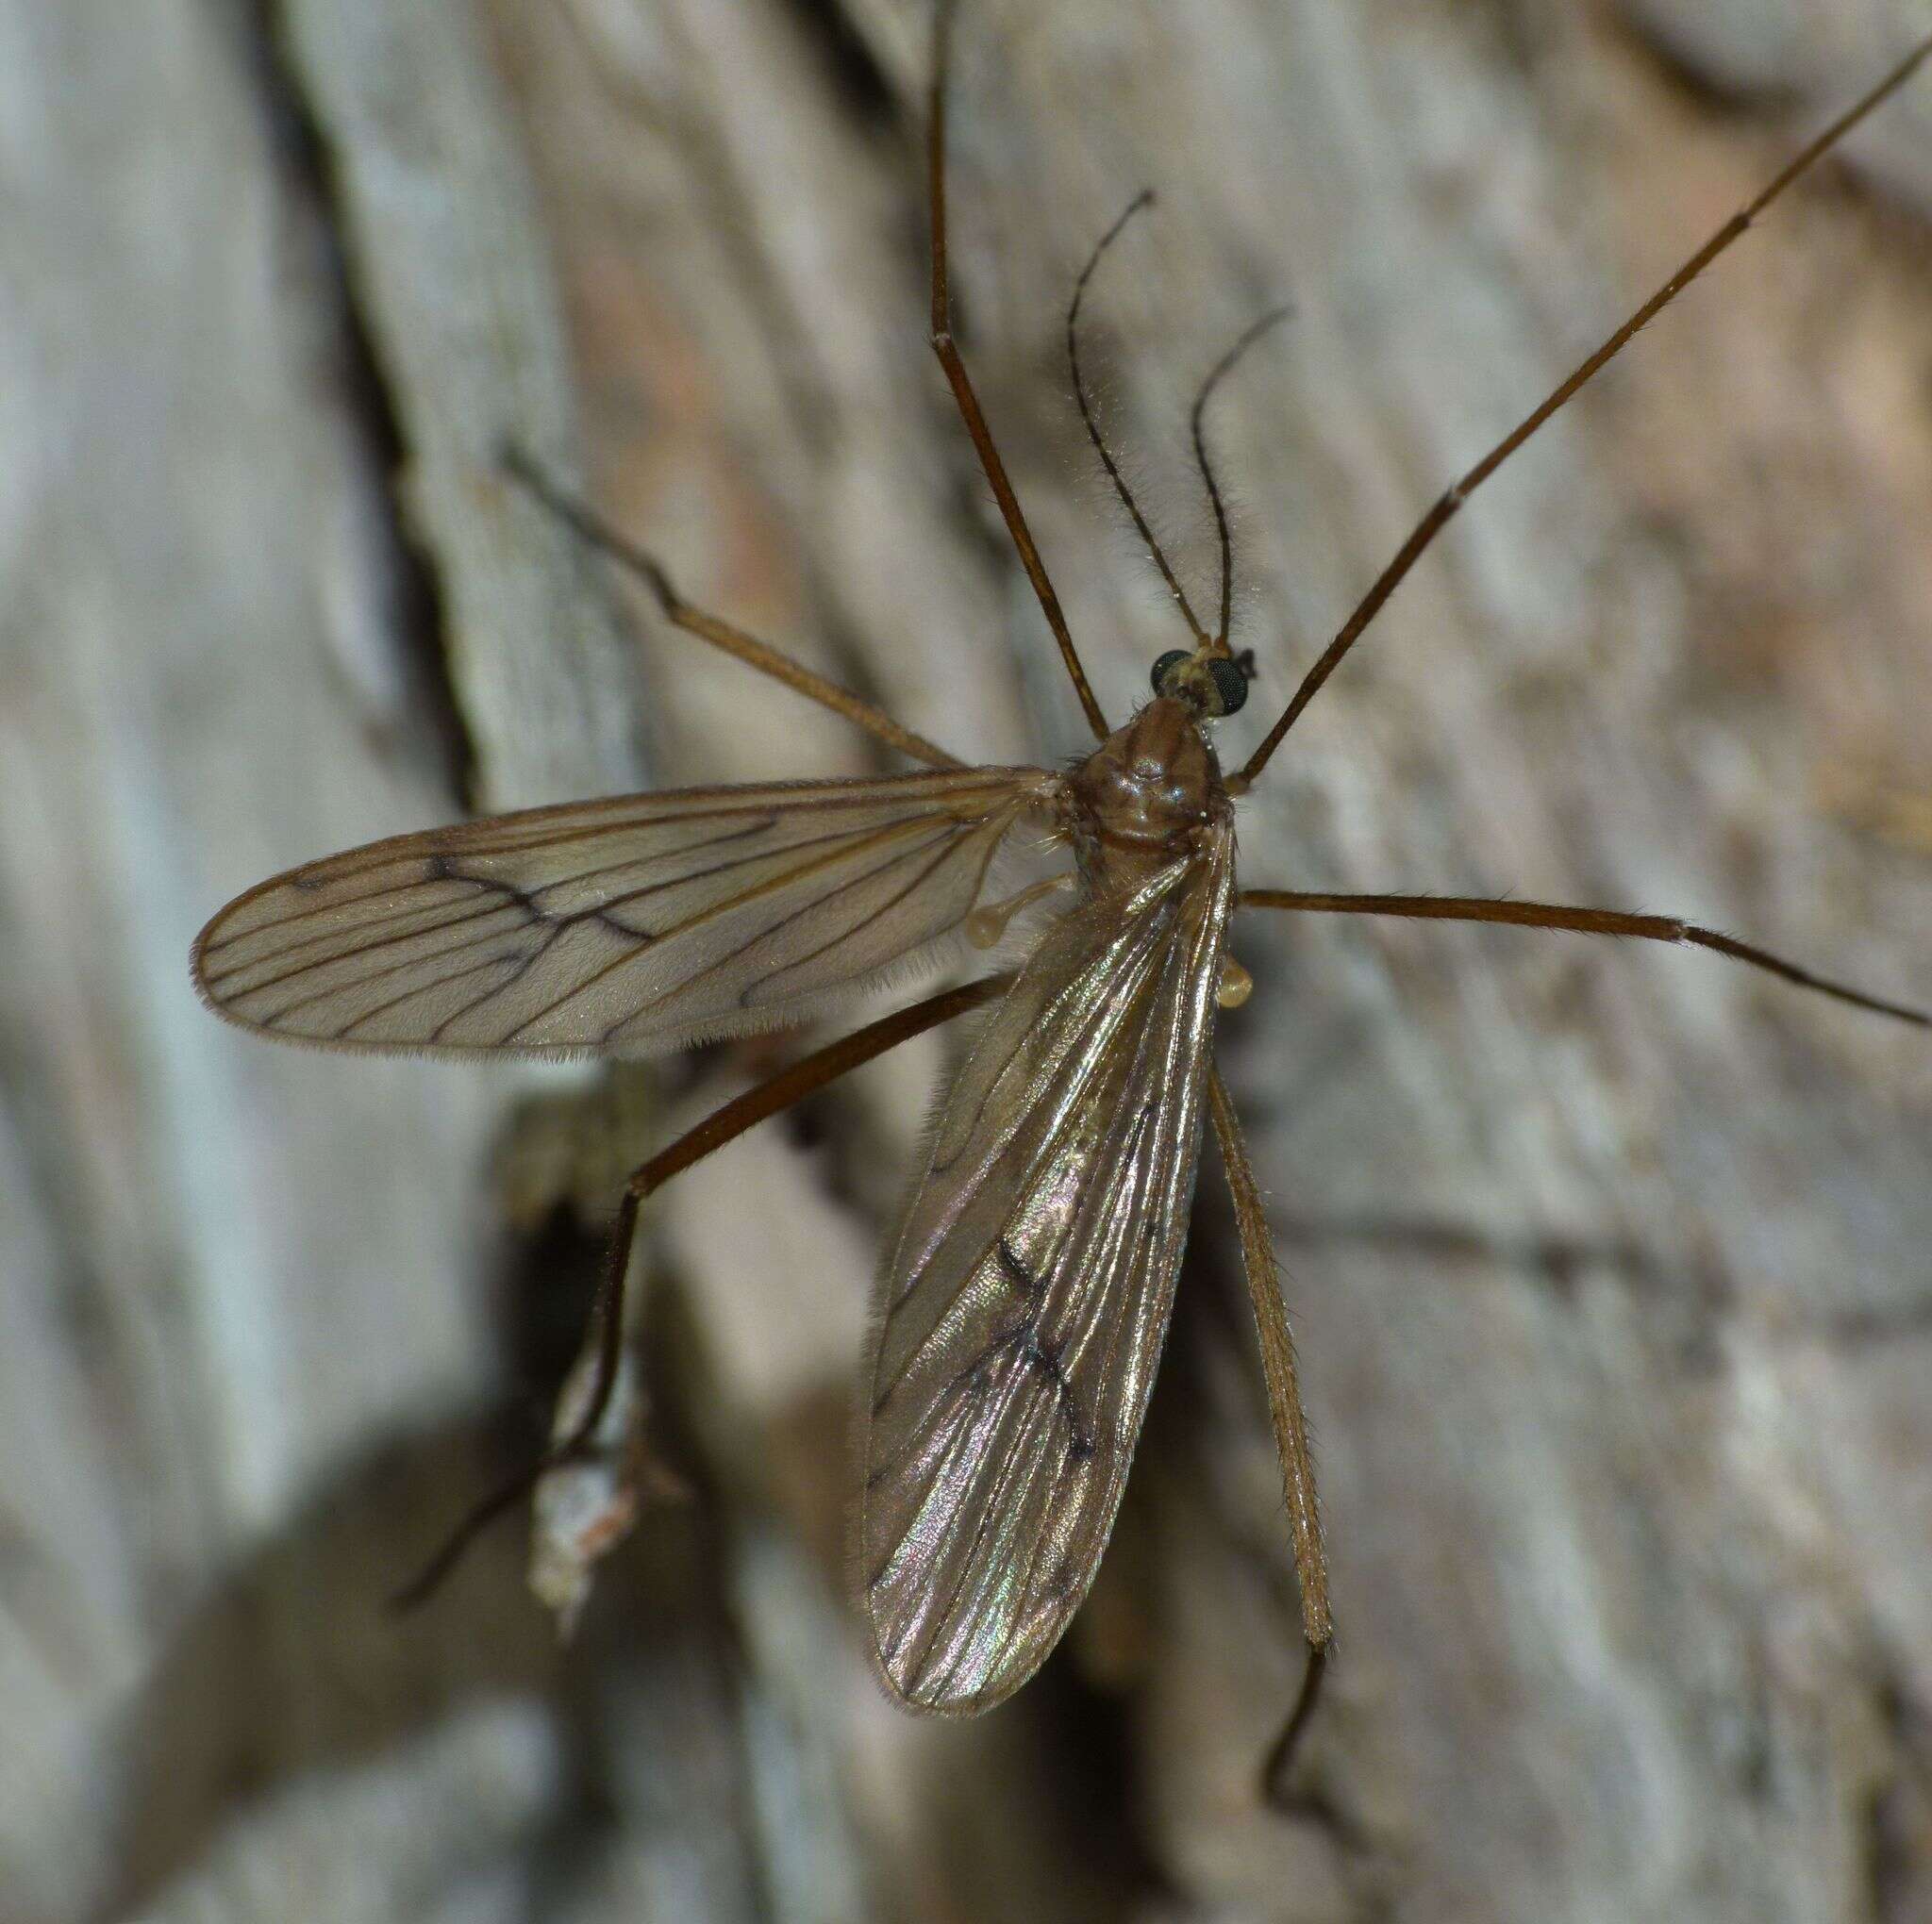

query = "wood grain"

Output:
[[8, 1, 1931, 1916]]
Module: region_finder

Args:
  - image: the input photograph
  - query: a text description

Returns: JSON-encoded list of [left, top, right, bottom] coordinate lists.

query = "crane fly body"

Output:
[[192, 684, 1248, 1715], [864, 692, 1239, 1711], [191, 5, 1932, 1788]]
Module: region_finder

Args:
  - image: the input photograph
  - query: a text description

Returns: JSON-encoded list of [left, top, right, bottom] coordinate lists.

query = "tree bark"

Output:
[[8, 1, 1932, 1918]]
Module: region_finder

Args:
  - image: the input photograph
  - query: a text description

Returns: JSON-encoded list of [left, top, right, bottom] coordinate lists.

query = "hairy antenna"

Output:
[[1066, 191, 1210, 646], [1191, 305, 1294, 649]]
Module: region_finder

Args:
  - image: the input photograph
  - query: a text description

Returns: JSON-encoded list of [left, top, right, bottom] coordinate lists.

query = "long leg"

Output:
[[1207, 1067, 1333, 1802], [929, 0, 1109, 740], [1239, 30, 1932, 786], [391, 970, 1015, 1607], [502, 444, 962, 771], [1242, 889, 1927, 1026]]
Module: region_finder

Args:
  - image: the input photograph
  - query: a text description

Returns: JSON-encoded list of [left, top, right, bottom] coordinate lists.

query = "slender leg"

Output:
[[1240, 889, 1926, 1027], [391, 970, 1015, 1608], [1208, 1067, 1334, 1801], [1239, 30, 1932, 784], [502, 444, 962, 771], [929, 0, 1109, 741]]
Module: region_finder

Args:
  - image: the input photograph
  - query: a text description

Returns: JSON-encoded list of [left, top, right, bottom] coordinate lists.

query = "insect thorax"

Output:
[[1065, 697, 1232, 892]]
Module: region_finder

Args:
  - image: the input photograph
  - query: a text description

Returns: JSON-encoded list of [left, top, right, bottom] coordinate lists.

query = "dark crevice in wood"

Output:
[[779, 0, 899, 130], [1603, 6, 1816, 118], [1860, 1664, 1932, 1924], [235, 1, 476, 807], [495, 1199, 611, 1432], [1269, 1206, 1673, 1295], [1020, 1645, 1174, 1917]]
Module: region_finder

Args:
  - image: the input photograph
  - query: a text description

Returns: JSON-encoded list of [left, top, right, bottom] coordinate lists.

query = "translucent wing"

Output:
[[193, 768, 1050, 1055], [860, 829, 1236, 1712]]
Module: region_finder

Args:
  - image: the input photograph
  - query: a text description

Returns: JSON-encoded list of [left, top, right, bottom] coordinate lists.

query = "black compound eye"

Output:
[[1206, 655, 1249, 716], [1150, 650, 1191, 697]]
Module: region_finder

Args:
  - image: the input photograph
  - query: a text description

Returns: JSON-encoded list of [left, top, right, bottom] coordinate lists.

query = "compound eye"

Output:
[[1150, 650, 1191, 697], [1205, 655, 1249, 717]]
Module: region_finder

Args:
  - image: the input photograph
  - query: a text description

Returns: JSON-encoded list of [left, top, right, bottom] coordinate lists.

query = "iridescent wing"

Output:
[[860, 828, 1236, 1712], [193, 768, 1052, 1055]]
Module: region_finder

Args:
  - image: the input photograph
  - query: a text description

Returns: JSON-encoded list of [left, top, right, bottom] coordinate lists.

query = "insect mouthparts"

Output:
[[1149, 648, 1249, 719]]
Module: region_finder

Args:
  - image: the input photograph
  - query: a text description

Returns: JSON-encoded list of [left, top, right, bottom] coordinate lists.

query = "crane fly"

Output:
[[192, 4, 1932, 1792]]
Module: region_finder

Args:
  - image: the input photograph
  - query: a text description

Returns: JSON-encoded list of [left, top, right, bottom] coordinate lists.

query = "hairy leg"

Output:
[[392, 970, 1015, 1606]]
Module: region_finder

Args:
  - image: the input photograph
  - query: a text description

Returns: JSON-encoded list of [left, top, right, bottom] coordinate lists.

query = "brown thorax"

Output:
[[1065, 694, 1233, 895]]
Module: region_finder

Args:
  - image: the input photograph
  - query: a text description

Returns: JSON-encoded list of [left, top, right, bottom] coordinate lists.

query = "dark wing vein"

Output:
[[860, 830, 1235, 1713], [193, 769, 1051, 1055]]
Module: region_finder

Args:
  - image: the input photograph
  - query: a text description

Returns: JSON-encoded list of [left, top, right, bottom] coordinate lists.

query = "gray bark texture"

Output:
[[7, 1, 1932, 1918]]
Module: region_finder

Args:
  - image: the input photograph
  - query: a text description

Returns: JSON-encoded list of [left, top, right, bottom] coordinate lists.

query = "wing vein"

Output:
[[195, 769, 1051, 1057], [860, 832, 1235, 1713]]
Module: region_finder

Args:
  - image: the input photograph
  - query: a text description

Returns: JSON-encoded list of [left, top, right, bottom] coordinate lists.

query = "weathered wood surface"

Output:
[[7, 1, 1932, 1918]]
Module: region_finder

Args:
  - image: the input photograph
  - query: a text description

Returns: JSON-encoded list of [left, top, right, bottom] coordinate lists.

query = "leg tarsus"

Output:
[[387, 1186, 644, 1615], [1240, 888, 1927, 1028], [1262, 1642, 1331, 1810], [390, 971, 1016, 1608], [1208, 1067, 1336, 1799], [500, 441, 961, 770]]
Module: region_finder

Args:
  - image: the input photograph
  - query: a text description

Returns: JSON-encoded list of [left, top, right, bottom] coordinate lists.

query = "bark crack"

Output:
[[236, 0, 475, 805]]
